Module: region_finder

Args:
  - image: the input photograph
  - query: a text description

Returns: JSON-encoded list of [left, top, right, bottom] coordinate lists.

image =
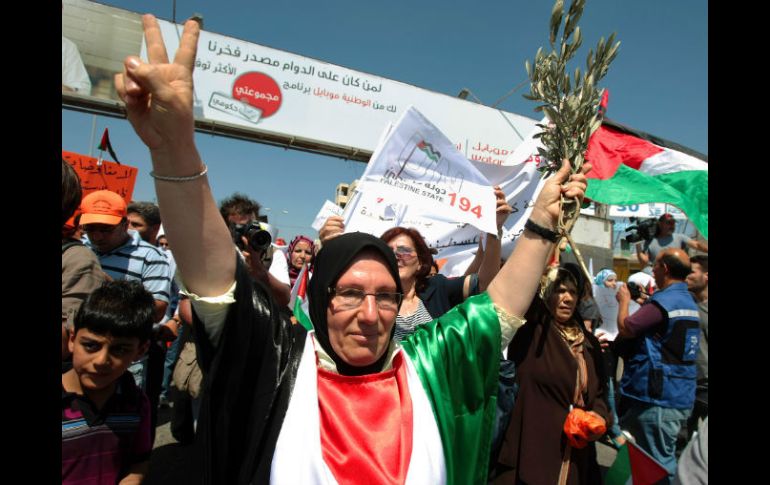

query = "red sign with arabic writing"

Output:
[[232, 72, 282, 118], [62, 151, 138, 203]]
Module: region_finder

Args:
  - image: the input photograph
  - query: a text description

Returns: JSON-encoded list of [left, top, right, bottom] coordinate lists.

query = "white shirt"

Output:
[[62, 36, 91, 95], [268, 251, 291, 286]]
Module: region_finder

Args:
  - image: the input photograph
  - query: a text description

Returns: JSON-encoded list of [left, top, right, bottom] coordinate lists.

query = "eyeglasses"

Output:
[[392, 245, 417, 261], [83, 224, 120, 234], [329, 287, 402, 311]]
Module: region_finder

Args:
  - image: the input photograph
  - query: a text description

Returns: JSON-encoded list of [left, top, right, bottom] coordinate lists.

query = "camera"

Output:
[[231, 221, 272, 252], [627, 281, 644, 301], [623, 217, 657, 244]]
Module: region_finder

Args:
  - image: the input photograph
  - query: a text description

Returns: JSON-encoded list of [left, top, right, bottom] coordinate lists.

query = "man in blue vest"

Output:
[[615, 248, 700, 483]]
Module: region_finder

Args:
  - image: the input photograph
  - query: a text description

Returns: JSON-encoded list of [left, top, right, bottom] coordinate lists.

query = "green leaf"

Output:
[[572, 26, 582, 52], [550, 0, 565, 45], [567, 0, 585, 28], [544, 106, 560, 123]]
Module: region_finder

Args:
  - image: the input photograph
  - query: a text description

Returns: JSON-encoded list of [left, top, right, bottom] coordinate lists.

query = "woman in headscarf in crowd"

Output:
[[321, 187, 513, 342], [492, 267, 610, 485], [285, 235, 315, 287], [592, 268, 621, 347], [114, 15, 588, 484], [591, 267, 628, 449], [594, 268, 617, 289], [562, 262, 601, 332]]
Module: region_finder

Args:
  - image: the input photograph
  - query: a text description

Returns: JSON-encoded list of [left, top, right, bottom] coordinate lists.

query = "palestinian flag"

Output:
[[288, 263, 313, 331], [97, 128, 121, 164], [585, 119, 708, 238], [605, 441, 669, 485]]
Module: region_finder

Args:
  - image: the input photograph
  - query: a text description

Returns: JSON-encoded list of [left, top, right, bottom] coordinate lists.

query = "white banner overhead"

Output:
[[144, 19, 538, 162]]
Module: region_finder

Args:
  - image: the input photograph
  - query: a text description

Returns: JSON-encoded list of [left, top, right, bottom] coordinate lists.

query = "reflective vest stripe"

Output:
[[668, 309, 700, 319]]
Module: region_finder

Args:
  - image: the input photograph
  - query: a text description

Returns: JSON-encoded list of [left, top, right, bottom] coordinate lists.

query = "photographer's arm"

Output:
[[686, 238, 708, 253], [635, 243, 649, 266], [115, 16, 234, 298], [242, 246, 290, 306], [616, 283, 633, 337]]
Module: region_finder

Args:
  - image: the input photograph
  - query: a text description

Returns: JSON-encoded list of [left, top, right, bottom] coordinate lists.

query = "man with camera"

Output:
[[635, 213, 708, 268], [219, 193, 291, 307], [615, 248, 700, 482]]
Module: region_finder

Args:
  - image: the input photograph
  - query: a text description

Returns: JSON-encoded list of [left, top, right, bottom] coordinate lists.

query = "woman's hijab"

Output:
[[286, 235, 315, 287], [593, 268, 617, 288], [307, 232, 402, 376]]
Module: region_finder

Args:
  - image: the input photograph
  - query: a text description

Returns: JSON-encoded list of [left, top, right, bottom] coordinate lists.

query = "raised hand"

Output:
[[494, 185, 513, 231], [319, 215, 345, 244], [114, 15, 200, 152], [530, 160, 590, 229]]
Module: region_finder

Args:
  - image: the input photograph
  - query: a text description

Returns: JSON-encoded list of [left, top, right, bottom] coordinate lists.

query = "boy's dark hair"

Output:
[[690, 254, 708, 272], [219, 192, 261, 221], [127, 201, 161, 226], [74, 281, 155, 342]]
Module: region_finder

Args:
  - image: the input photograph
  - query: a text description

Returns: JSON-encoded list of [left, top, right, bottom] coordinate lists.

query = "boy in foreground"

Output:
[[62, 281, 155, 484]]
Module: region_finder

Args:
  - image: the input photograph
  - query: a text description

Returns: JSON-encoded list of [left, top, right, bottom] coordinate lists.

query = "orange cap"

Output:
[[80, 190, 126, 226]]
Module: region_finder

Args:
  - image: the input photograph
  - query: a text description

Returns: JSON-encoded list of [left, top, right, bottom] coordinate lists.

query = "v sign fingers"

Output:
[[117, 15, 200, 152]]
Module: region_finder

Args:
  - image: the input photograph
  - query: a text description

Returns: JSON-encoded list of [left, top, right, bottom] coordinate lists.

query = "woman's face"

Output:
[[291, 240, 313, 270], [326, 251, 399, 367], [549, 281, 578, 324], [386, 234, 421, 284], [603, 275, 617, 289]]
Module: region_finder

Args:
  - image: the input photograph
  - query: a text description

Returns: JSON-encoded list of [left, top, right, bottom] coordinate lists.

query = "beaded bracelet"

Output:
[[524, 218, 560, 243], [150, 164, 208, 182]]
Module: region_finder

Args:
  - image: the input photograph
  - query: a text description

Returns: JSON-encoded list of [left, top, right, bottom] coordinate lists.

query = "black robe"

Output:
[[493, 299, 611, 485], [193, 259, 307, 484], [190, 232, 403, 484]]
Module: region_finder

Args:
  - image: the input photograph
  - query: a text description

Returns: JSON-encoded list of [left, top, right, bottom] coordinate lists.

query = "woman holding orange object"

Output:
[[492, 267, 610, 485]]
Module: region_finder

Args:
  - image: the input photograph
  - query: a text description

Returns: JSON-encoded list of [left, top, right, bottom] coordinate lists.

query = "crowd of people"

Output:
[[61, 15, 708, 485]]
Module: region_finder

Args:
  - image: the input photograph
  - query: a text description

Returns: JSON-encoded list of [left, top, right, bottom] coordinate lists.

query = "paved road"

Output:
[[145, 405, 200, 484], [145, 405, 619, 482]]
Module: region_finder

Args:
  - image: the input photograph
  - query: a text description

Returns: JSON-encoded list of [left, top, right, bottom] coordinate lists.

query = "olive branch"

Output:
[[525, 0, 620, 283]]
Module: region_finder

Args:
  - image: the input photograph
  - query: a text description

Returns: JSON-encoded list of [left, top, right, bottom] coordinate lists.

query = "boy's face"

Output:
[[68, 329, 148, 392]]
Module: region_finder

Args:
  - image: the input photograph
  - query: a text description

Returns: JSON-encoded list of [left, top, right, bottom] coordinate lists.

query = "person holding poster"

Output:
[[114, 15, 589, 484], [322, 186, 512, 342]]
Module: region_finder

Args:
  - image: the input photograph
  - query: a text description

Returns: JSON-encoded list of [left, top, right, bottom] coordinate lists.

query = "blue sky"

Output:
[[62, 0, 707, 243]]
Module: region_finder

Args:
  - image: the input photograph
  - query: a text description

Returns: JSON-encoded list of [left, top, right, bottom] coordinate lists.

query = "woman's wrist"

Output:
[[524, 218, 560, 243], [527, 206, 556, 231]]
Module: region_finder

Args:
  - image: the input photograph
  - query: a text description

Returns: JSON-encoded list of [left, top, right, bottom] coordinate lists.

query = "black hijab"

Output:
[[308, 232, 403, 376]]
